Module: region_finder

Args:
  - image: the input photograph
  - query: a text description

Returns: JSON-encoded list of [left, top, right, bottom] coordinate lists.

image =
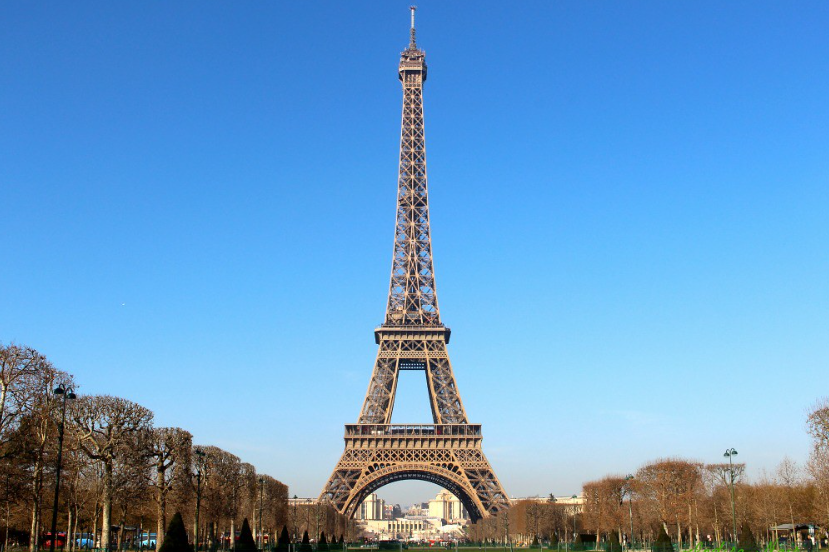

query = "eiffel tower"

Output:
[[319, 8, 509, 522]]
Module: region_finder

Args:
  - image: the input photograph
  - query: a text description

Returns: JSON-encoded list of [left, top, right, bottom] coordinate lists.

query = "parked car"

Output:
[[42, 532, 67, 548], [139, 533, 158, 548], [74, 533, 95, 548]]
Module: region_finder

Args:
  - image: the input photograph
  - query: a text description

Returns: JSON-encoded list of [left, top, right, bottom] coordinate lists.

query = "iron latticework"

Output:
[[319, 8, 509, 522]]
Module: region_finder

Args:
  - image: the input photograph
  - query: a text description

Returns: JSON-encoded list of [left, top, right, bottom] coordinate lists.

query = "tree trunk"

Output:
[[688, 505, 693, 548], [156, 463, 166, 552], [230, 519, 235, 551], [117, 511, 125, 552], [102, 461, 113, 552], [71, 505, 79, 552], [66, 507, 73, 552], [29, 460, 44, 552], [713, 504, 720, 546], [29, 495, 39, 552], [93, 505, 99, 549], [6, 497, 11, 552], [789, 504, 796, 546]]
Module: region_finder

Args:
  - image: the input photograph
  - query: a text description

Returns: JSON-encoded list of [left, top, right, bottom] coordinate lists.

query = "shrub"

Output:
[[235, 519, 257, 552], [277, 527, 290, 552], [607, 531, 622, 552], [652, 526, 673, 552], [739, 524, 759, 552], [300, 531, 312, 552], [158, 512, 192, 552]]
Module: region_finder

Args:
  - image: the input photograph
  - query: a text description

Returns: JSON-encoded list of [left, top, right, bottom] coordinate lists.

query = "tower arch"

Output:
[[343, 464, 486, 522]]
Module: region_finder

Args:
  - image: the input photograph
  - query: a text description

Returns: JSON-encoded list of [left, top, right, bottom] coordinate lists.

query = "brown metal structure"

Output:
[[319, 8, 509, 522]]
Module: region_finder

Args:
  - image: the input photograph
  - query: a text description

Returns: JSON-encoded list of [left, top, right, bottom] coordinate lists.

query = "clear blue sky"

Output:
[[2, 2, 828, 506]]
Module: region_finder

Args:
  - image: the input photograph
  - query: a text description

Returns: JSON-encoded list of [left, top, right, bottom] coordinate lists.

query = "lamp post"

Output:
[[503, 510, 510, 549], [258, 478, 265, 550], [571, 495, 578, 544], [547, 495, 557, 549], [292, 495, 298, 542], [194, 449, 206, 552], [624, 475, 634, 549], [49, 384, 76, 552], [723, 448, 738, 548]]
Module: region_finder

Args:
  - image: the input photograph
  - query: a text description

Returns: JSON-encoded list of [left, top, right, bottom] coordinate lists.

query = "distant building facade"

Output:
[[356, 491, 469, 540], [510, 494, 585, 513], [428, 490, 468, 523], [355, 493, 386, 520]]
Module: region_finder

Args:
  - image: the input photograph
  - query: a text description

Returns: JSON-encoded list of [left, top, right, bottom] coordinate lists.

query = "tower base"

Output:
[[319, 424, 509, 522]]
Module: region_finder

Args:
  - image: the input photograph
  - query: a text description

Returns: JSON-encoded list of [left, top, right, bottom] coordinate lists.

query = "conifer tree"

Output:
[[277, 526, 290, 552], [739, 524, 759, 552], [607, 531, 622, 552], [550, 532, 559, 547], [300, 531, 312, 552], [158, 512, 191, 552], [653, 525, 673, 552], [236, 519, 257, 552]]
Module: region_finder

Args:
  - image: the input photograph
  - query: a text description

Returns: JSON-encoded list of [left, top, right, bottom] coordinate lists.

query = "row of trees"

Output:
[[576, 400, 829, 547], [0, 343, 304, 551], [469, 401, 829, 547], [467, 501, 572, 545]]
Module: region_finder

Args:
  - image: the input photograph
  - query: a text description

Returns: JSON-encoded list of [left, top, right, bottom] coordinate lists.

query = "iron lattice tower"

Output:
[[319, 8, 509, 522]]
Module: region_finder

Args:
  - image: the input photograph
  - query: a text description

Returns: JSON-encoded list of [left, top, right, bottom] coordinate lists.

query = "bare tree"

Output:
[[147, 428, 192, 551], [637, 459, 701, 545], [807, 400, 829, 538], [808, 446, 829, 538], [112, 439, 151, 550], [807, 399, 829, 445], [70, 395, 153, 551], [16, 355, 72, 552], [0, 343, 66, 552], [0, 344, 52, 460], [197, 445, 243, 550]]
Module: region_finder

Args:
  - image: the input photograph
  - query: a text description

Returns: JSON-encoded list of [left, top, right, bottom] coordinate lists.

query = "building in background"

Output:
[[383, 504, 402, 520], [355, 493, 386, 520], [356, 491, 470, 541], [428, 490, 468, 523], [510, 494, 585, 513], [405, 503, 429, 518]]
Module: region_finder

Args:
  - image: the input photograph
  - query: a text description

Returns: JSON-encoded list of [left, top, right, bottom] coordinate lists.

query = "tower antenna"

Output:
[[409, 6, 417, 48]]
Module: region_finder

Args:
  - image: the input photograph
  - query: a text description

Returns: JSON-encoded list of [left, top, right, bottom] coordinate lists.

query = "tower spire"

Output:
[[409, 6, 417, 49]]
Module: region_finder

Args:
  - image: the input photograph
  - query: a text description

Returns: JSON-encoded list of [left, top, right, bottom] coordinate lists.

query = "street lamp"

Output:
[[723, 448, 738, 548], [624, 475, 634, 549], [258, 478, 265, 550], [194, 449, 206, 552], [292, 495, 298, 542], [49, 384, 76, 552], [571, 495, 578, 544]]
